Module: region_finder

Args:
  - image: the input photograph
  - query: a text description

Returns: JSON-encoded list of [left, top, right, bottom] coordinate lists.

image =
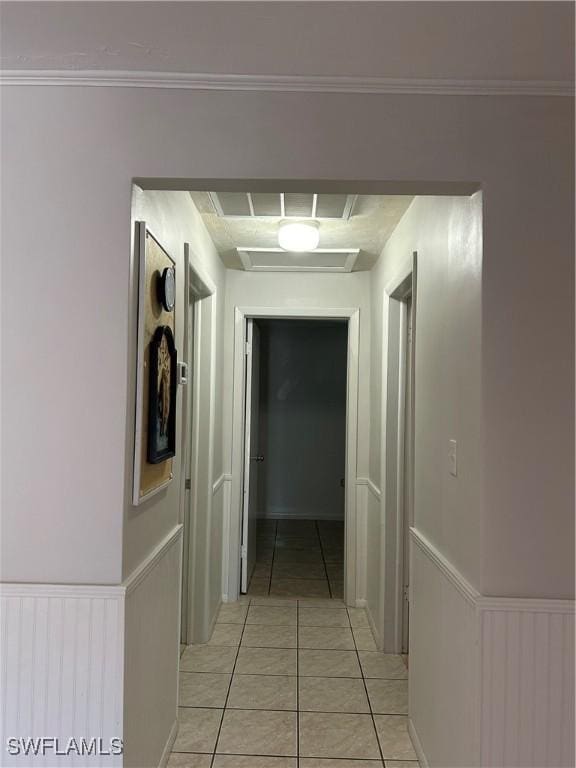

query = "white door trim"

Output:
[[381, 252, 417, 652], [227, 306, 360, 604], [182, 245, 217, 643]]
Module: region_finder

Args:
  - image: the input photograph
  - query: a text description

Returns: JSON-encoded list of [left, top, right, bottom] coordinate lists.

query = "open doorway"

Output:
[[241, 318, 349, 598]]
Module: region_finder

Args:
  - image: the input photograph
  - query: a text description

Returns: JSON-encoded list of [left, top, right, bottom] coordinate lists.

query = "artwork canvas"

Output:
[[133, 222, 177, 505], [147, 325, 177, 463]]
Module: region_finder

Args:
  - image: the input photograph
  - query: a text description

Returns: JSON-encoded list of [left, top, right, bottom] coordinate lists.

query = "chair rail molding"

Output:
[[0, 70, 573, 97]]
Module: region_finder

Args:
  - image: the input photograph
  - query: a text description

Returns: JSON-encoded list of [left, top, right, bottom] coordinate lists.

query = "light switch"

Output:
[[448, 439, 458, 477]]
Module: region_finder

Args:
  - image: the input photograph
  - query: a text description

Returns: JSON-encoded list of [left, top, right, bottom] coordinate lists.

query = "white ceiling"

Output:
[[191, 192, 413, 271], [1, 3, 572, 82]]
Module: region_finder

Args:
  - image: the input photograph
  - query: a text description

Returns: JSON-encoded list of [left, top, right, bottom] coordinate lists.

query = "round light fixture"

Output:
[[278, 221, 319, 252]]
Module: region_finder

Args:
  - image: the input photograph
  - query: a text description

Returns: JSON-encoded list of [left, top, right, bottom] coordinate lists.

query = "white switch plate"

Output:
[[448, 439, 458, 477]]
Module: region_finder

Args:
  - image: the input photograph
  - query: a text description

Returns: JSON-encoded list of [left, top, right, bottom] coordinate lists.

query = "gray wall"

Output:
[[257, 320, 347, 521]]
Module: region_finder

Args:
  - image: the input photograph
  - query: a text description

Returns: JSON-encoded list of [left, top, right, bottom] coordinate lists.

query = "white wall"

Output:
[[123, 190, 226, 767], [368, 194, 483, 763], [1, 62, 572, 768], [257, 320, 347, 521]]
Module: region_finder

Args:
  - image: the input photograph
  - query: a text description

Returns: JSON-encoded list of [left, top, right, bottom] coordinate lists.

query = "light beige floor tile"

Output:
[[299, 712, 380, 759], [228, 674, 297, 710], [248, 578, 271, 596], [250, 596, 298, 606], [179, 672, 231, 708], [353, 627, 377, 651], [180, 645, 237, 673], [213, 757, 297, 768], [275, 537, 321, 550], [374, 716, 417, 760], [298, 608, 350, 627], [218, 603, 249, 624], [329, 581, 344, 599], [300, 761, 383, 768], [217, 709, 297, 756], [384, 761, 420, 767], [366, 680, 408, 715], [247, 605, 297, 626], [299, 626, 355, 650], [235, 647, 297, 676], [299, 676, 370, 713], [274, 549, 324, 564], [167, 753, 212, 767], [299, 649, 361, 678], [359, 652, 408, 680], [241, 624, 297, 648], [347, 608, 370, 628], [253, 562, 272, 578], [326, 564, 344, 580], [208, 623, 243, 647], [298, 598, 346, 609], [272, 562, 327, 580], [173, 707, 222, 753], [271, 578, 330, 598]]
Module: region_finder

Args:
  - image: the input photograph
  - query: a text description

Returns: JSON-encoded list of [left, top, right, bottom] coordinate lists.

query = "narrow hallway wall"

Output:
[[123, 189, 226, 768]]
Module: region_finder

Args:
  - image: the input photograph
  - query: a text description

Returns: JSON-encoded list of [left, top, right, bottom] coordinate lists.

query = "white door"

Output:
[[401, 296, 414, 654], [241, 319, 261, 593]]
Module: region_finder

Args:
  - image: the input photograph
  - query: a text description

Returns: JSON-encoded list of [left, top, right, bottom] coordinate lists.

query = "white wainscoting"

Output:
[[357, 478, 382, 637], [410, 527, 576, 768], [123, 525, 182, 768], [0, 584, 125, 766], [479, 597, 575, 768], [0, 525, 183, 768], [215, 474, 232, 603], [409, 528, 480, 768]]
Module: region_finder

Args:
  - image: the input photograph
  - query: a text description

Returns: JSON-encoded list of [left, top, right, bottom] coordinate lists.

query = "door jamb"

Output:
[[381, 252, 417, 653], [228, 306, 360, 605], [181, 244, 217, 644]]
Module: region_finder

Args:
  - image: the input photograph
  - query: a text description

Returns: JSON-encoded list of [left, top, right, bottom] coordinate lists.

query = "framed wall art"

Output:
[[133, 222, 178, 505]]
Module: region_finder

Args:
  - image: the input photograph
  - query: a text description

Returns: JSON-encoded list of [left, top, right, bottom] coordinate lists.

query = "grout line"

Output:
[[296, 594, 300, 767], [315, 520, 333, 599], [347, 604, 387, 767], [267, 520, 278, 595], [208, 598, 251, 767]]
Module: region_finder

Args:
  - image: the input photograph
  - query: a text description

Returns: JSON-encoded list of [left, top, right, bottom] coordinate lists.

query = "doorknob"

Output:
[[250, 455, 264, 462]]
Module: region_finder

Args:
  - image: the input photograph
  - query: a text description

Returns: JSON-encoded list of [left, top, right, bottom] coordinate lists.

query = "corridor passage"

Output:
[[249, 519, 344, 598], [170, 596, 417, 767]]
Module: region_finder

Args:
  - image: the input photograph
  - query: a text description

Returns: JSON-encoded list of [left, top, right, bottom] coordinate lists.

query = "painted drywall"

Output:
[[368, 194, 483, 762], [256, 319, 347, 521]]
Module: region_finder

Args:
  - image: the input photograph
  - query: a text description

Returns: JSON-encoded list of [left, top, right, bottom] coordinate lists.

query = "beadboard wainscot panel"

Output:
[[0, 583, 124, 767]]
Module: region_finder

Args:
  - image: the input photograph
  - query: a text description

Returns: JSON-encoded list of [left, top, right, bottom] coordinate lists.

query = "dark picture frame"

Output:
[[147, 324, 177, 464]]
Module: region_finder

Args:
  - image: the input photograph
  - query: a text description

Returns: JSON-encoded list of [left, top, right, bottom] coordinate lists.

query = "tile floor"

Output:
[[248, 519, 344, 598], [170, 595, 418, 768]]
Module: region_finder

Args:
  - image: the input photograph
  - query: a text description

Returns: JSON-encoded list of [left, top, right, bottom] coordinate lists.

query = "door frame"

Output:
[[180, 244, 217, 644], [381, 252, 417, 653], [227, 306, 360, 605]]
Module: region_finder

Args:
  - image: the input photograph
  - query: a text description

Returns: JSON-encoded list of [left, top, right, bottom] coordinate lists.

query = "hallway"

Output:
[[171, 596, 416, 767], [249, 520, 345, 599]]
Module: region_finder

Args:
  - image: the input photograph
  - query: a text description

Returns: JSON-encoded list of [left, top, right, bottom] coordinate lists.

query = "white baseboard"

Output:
[[365, 602, 382, 650], [354, 598, 367, 608], [158, 719, 177, 768], [408, 719, 430, 768]]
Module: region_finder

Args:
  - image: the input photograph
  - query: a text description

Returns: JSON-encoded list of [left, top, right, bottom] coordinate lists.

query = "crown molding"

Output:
[[0, 69, 573, 97]]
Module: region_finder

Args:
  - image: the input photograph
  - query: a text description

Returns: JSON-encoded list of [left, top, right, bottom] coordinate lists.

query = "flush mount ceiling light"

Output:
[[278, 221, 320, 252]]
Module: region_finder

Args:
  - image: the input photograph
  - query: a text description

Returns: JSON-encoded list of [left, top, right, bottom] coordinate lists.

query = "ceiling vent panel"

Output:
[[251, 193, 282, 217], [284, 193, 315, 218], [209, 192, 356, 220], [316, 194, 350, 218], [215, 192, 251, 216], [237, 247, 359, 273]]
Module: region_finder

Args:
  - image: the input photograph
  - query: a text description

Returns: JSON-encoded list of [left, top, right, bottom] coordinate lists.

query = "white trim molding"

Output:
[[228, 306, 360, 606], [1, 70, 573, 97], [410, 526, 575, 768]]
